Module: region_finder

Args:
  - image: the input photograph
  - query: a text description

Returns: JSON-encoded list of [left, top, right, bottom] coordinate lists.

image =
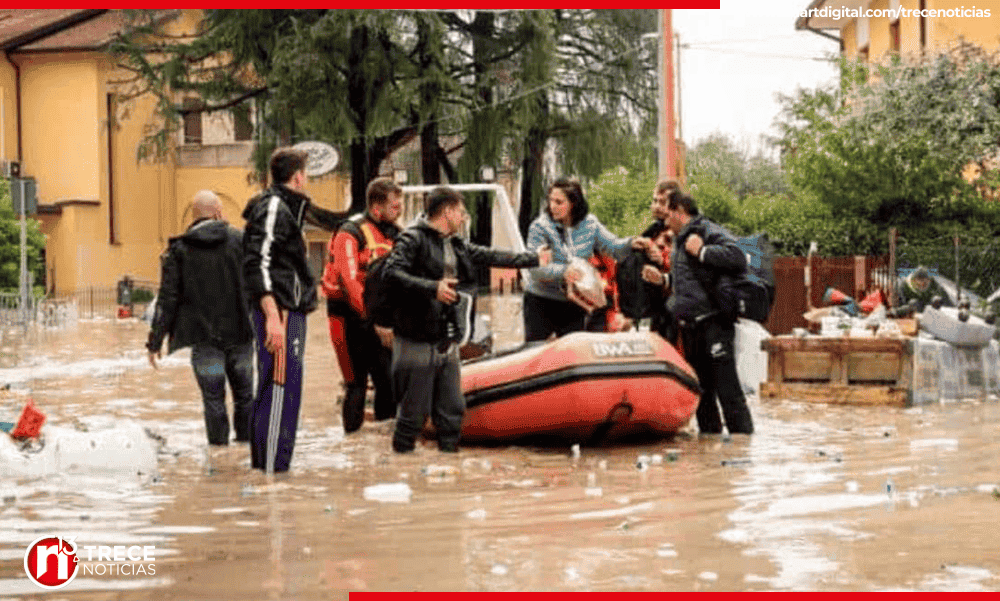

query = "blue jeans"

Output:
[[191, 342, 254, 445]]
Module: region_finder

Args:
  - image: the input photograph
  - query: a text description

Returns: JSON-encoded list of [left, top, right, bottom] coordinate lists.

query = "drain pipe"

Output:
[[3, 51, 22, 164]]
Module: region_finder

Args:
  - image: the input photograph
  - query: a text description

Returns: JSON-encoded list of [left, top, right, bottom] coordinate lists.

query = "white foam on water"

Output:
[[916, 565, 995, 591], [909, 438, 959, 452], [210, 507, 249, 515], [762, 493, 888, 519], [132, 525, 215, 535], [363, 482, 412, 503], [569, 501, 654, 521], [0, 352, 188, 386]]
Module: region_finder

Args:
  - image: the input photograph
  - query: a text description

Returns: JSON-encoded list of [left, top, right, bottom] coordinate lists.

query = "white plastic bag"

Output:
[[566, 257, 607, 311]]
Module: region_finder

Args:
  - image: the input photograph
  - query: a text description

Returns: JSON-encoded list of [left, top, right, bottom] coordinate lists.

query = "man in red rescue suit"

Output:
[[322, 177, 403, 433]]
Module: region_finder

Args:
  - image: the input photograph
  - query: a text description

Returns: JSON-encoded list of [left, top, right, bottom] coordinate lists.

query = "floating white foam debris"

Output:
[[422, 464, 459, 477], [656, 544, 678, 558], [210, 507, 247, 515], [910, 438, 959, 451], [699, 571, 718, 581], [845, 481, 860, 493], [502, 479, 540, 488], [584, 487, 603, 497], [765, 493, 887, 518], [491, 564, 509, 576], [944, 565, 992, 580], [466, 508, 487, 520], [132, 525, 215, 534], [0, 423, 158, 478], [363, 482, 412, 503], [569, 501, 654, 521]]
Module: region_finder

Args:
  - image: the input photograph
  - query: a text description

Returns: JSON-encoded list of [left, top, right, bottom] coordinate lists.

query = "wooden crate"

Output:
[[760, 336, 914, 407]]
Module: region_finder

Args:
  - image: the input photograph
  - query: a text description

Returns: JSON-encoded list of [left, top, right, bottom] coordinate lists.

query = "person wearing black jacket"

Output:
[[242, 147, 344, 472], [664, 191, 754, 435], [147, 190, 254, 446], [386, 186, 551, 453]]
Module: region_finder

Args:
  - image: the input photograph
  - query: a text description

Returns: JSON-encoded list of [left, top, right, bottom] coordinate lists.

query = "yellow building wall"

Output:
[[926, 0, 1000, 52], [868, 0, 891, 61], [898, 0, 923, 55], [0, 60, 15, 165], [19, 54, 102, 204], [843, 20, 858, 61]]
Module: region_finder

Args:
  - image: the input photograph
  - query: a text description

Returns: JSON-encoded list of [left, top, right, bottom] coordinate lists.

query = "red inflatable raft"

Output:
[[459, 331, 701, 443]]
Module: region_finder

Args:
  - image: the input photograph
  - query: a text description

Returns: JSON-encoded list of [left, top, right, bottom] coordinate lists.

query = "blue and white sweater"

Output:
[[524, 211, 632, 302]]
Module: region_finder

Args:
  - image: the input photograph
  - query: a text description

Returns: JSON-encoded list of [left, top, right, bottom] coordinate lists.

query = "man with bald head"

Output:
[[147, 189, 255, 446]]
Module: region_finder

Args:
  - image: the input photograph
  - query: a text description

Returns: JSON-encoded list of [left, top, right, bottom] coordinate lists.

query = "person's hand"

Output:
[[374, 325, 394, 348], [148, 350, 160, 369], [610, 313, 633, 333], [537, 245, 552, 267], [564, 264, 583, 285], [264, 311, 285, 354], [437, 277, 458, 304], [647, 245, 664, 265], [685, 233, 704, 257], [631, 236, 652, 251], [565, 283, 596, 314], [641, 264, 665, 286]]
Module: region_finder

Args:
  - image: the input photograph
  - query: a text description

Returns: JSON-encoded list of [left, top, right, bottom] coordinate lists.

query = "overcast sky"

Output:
[[672, 0, 841, 155]]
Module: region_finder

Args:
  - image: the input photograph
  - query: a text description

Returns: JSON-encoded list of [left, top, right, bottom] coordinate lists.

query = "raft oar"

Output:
[[265, 311, 288, 475]]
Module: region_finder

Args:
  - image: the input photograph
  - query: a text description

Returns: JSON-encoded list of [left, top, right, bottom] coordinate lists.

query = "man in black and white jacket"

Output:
[[664, 191, 754, 435], [241, 146, 342, 472]]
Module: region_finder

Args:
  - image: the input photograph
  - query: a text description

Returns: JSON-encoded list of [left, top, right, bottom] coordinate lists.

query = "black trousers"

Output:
[[681, 317, 754, 435], [523, 292, 589, 342], [328, 303, 395, 433]]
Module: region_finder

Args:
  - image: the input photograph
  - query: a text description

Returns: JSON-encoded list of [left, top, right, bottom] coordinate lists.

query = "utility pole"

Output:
[[675, 31, 682, 145], [19, 178, 29, 326], [658, 9, 678, 182]]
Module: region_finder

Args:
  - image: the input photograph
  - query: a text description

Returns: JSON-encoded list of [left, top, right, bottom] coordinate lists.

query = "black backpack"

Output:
[[362, 251, 395, 328], [357, 221, 397, 328], [615, 248, 664, 320], [715, 233, 776, 324]]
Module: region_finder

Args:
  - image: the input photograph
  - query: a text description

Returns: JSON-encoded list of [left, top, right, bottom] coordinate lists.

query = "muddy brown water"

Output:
[[1, 309, 998, 597]]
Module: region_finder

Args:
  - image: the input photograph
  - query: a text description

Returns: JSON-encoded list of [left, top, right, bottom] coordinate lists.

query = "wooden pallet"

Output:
[[760, 336, 914, 407]]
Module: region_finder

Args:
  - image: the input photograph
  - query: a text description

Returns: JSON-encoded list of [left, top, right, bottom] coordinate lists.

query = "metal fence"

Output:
[[0, 291, 39, 327], [1, 283, 158, 328], [892, 231, 1000, 308]]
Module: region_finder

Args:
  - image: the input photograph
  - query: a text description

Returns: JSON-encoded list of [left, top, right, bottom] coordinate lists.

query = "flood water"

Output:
[[1, 307, 999, 596]]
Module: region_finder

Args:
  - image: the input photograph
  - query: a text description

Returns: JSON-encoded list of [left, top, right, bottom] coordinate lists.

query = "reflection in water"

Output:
[[0, 311, 998, 596]]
